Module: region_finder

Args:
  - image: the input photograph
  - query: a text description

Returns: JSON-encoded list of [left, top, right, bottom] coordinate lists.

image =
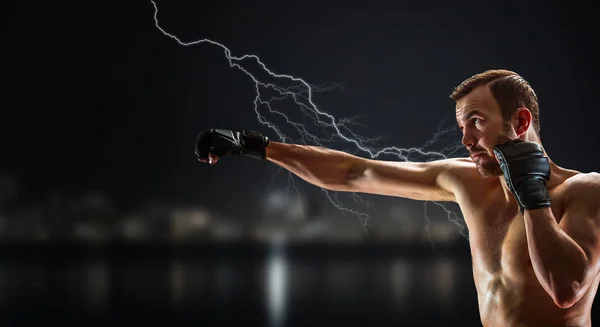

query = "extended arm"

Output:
[[265, 141, 358, 190], [266, 141, 457, 201], [195, 128, 459, 202]]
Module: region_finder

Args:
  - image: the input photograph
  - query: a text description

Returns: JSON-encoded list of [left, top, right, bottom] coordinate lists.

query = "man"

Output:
[[195, 69, 600, 327]]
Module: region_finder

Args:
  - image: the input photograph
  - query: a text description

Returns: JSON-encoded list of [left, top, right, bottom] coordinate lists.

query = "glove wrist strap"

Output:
[[516, 177, 551, 211], [241, 130, 270, 160]]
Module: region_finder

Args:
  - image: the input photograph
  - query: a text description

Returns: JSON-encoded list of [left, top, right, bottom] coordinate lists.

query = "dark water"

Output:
[[0, 242, 592, 326]]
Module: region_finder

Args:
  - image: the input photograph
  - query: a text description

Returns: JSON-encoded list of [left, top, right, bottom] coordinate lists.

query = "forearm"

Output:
[[265, 141, 362, 190], [524, 208, 589, 307]]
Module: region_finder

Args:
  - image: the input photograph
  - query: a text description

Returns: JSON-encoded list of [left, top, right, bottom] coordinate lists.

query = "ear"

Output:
[[514, 107, 532, 137]]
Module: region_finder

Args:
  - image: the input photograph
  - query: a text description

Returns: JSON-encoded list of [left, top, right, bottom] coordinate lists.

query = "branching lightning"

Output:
[[150, 1, 469, 244]]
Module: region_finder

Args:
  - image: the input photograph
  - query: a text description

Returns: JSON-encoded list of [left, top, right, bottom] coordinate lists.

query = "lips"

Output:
[[471, 152, 485, 160]]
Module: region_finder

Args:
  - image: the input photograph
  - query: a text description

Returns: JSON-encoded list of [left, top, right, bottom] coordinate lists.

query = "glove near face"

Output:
[[195, 129, 270, 161], [492, 139, 551, 212]]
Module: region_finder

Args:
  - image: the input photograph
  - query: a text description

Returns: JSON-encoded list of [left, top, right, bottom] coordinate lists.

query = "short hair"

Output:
[[450, 69, 540, 136]]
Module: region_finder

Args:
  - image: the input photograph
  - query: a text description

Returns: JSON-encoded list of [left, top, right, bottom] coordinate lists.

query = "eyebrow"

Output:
[[457, 109, 484, 123]]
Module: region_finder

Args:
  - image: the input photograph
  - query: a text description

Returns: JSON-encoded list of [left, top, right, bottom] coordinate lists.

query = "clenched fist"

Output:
[[195, 129, 270, 164]]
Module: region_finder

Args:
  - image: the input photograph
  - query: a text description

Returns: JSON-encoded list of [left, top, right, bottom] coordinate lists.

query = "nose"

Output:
[[461, 129, 476, 148]]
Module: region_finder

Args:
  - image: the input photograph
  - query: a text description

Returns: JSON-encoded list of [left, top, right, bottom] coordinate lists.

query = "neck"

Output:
[[522, 132, 560, 185], [523, 129, 541, 145]]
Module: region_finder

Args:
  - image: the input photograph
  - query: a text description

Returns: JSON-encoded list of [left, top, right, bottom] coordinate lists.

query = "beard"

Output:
[[474, 153, 503, 177], [472, 122, 515, 178]]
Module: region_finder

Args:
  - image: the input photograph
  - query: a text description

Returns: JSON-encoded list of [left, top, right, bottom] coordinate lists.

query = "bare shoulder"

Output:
[[564, 172, 600, 192], [447, 157, 477, 165], [563, 172, 600, 215], [435, 157, 484, 194], [437, 157, 480, 179], [436, 157, 477, 170]]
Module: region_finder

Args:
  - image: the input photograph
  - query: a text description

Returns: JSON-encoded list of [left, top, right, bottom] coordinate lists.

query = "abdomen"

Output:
[[476, 272, 592, 327]]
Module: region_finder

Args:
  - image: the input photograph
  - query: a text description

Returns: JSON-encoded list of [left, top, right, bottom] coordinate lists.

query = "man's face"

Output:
[[455, 86, 516, 177]]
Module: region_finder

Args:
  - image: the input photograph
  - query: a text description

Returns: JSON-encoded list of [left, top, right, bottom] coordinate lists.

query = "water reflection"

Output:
[[267, 235, 287, 327], [390, 258, 412, 309], [0, 246, 482, 326], [83, 261, 110, 313]]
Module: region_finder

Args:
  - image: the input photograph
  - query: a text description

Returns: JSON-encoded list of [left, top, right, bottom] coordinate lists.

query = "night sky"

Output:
[[3, 0, 599, 218]]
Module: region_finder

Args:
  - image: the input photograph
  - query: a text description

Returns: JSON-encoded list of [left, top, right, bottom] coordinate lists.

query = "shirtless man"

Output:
[[195, 69, 600, 327]]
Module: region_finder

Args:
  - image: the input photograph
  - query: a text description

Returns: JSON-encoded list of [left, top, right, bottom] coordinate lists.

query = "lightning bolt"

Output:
[[150, 1, 468, 243]]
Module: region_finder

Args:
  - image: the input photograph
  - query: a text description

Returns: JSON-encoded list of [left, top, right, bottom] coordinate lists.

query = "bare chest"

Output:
[[460, 188, 566, 282]]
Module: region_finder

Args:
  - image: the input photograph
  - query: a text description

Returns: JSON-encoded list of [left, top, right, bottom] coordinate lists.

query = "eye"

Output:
[[473, 118, 482, 125]]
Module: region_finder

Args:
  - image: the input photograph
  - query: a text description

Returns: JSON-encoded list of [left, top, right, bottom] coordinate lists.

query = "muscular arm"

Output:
[[265, 141, 458, 202], [265, 142, 358, 190], [524, 173, 600, 309]]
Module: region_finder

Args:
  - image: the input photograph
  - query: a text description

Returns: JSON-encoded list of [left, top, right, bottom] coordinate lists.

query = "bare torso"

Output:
[[450, 159, 599, 327]]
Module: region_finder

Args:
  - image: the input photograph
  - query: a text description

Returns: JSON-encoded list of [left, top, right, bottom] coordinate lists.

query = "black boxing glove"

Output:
[[195, 129, 270, 161], [493, 139, 551, 212]]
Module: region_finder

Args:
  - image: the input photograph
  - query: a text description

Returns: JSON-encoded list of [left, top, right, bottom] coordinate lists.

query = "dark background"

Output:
[[2, 0, 599, 326]]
